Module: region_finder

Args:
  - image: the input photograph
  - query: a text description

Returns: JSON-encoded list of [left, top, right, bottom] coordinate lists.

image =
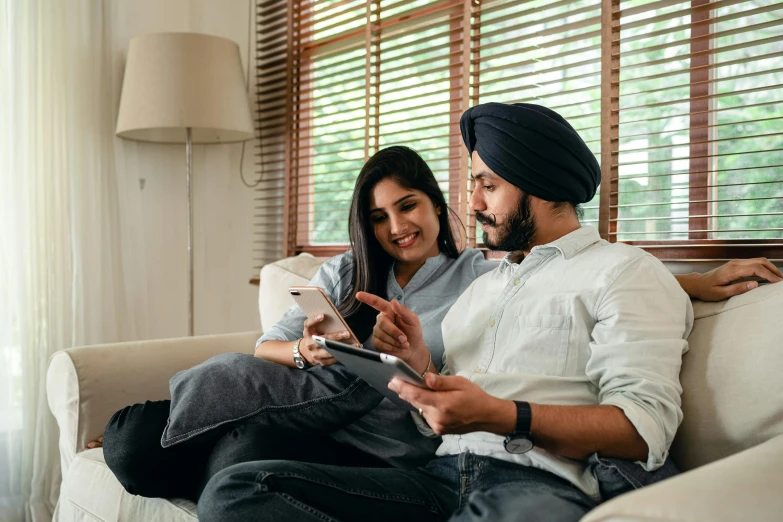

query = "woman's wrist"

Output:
[[410, 347, 432, 376], [297, 337, 314, 366], [254, 340, 300, 368]]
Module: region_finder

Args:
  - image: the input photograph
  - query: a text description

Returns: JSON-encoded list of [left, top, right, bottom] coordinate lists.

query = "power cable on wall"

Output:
[[240, 0, 263, 188]]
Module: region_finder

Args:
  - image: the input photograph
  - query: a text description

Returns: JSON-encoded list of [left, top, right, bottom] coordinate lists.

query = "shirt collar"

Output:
[[389, 251, 449, 293], [498, 226, 602, 271]]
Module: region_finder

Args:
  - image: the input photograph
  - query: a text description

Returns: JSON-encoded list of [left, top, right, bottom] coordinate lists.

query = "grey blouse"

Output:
[[258, 248, 495, 370]]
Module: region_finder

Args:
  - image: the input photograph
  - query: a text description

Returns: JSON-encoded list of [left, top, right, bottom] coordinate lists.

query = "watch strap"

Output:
[[503, 401, 534, 454], [513, 401, 532, 435]]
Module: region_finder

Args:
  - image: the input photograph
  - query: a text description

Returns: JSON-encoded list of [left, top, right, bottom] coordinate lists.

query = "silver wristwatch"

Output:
[[292, 338, 310, 369]]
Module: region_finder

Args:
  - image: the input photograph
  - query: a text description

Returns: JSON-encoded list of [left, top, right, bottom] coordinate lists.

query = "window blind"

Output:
[[254, 0, 782, 265], [476, 0, 603, 248], [252, 0, 289, 272], [606, 0, 783, 260], [284, 0, 476, 256]]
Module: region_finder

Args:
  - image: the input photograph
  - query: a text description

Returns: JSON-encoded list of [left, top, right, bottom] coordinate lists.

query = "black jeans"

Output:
[[102, 400, 389, 501]]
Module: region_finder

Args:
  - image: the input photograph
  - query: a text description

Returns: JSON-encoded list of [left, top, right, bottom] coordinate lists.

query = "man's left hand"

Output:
[[389, 373, 516, 436], [682, 258, 783, 301]]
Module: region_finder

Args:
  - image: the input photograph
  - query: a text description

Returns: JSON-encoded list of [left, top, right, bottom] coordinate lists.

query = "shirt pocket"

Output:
[[503, 314, 572, 376]]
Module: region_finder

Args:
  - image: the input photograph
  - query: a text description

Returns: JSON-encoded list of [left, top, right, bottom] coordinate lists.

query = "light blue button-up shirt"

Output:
[[434, 227, 694, 499], [258, 248, 495, 467]]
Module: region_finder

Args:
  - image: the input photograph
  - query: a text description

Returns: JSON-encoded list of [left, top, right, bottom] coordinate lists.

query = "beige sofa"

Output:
[[47, 254, 783, 521]]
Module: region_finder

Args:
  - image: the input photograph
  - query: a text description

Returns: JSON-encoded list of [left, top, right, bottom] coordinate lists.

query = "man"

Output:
[[197, 103, 710, 521]]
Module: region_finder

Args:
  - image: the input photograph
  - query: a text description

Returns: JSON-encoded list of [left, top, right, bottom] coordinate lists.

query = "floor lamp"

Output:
[[116, 32, 254, 336]]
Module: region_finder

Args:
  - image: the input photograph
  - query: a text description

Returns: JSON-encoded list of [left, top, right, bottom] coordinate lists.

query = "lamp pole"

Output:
[[186, 127, 194, 336]]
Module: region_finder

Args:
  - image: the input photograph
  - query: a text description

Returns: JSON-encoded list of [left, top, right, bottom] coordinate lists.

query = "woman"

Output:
[[100, 146, 496, 501], [98, 146, 782, 502]]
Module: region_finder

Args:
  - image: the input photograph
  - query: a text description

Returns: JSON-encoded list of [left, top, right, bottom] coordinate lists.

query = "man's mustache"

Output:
[[475, 212, 497, 227]]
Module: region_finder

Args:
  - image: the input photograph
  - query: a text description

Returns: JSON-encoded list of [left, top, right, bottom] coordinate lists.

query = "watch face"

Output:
[[504, 436, 533, 454], [294, 356, 306, 369]]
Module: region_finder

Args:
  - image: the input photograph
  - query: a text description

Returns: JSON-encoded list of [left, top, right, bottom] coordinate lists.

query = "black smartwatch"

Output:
[[503, 401, 534, 454]]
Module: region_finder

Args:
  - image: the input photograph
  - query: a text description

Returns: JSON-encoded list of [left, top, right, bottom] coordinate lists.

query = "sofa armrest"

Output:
[[582, 434, 783, 522], [46, 331, 261, 478]]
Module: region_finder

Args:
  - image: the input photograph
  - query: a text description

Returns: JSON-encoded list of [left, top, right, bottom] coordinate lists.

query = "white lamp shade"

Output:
[[116, 32, 254, 144]]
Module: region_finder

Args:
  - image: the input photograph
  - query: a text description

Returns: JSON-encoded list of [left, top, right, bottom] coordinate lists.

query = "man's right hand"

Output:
[[356, 292, 431, 375], [301, 314, 351, 366]]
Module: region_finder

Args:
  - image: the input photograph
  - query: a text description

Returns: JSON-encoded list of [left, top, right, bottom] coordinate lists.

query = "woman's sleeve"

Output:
[[256, 253, 352, 347]]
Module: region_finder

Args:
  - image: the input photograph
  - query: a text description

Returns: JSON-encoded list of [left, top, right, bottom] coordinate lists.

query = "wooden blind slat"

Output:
[[479, 8, 600, 45], [612, 195, 783, 210], [614, 34, 783, 73], [619, 17, 783, 59], [618, 0, 748, 30], [616, 2, 782, 45], [613, 164, 783, 183], [612, 180, 783, 196], [615, 131, 783, 155], [615, 83, 783, 113], [610, 212, 783, 223]]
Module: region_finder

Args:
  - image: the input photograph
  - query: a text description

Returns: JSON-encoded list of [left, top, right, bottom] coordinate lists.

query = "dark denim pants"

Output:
[[102, 354, 398, 501], [102, 399, 390, 501], [198, 453, 598, 522]]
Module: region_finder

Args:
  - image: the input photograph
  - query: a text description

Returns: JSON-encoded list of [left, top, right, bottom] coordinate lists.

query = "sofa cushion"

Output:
[[258, 253, 327, 331], [56, 448, 196, 522], [672, 282, 783, 471]]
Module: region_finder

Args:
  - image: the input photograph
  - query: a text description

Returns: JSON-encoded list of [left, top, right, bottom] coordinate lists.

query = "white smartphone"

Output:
[[289, 286, 363, 346], [312, 336, 430, 411]]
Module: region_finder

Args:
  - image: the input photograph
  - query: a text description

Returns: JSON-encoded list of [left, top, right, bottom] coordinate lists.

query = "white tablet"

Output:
[[312, 336, 429, 411]]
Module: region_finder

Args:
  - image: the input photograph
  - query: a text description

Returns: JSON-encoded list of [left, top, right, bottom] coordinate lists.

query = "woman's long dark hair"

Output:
[[337, 146, 462, 341]]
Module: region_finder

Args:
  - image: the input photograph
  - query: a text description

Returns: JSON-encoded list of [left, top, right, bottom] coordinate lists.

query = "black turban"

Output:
[[460, 102, 601, 203]]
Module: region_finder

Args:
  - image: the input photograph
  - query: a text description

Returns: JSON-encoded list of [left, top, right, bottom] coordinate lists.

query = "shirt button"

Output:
[[489, 320, 495, 327], [473, 368, 482, 373], [513, 279, 520, 285], [396, 295, 403, 300]]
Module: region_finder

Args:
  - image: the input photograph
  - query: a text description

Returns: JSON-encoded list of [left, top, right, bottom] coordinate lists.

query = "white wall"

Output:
[[110, 0, 261, 339]]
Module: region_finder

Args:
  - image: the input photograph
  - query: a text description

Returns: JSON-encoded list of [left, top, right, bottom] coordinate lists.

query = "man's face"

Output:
[[469, 151, 537, 252]]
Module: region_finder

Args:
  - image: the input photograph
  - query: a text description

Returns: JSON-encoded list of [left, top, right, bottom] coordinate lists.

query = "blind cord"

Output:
[[240, 0, 263, 188]]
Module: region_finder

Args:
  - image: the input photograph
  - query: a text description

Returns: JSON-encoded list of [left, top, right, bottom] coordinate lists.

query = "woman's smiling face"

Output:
[[369, 177, 441, 265]]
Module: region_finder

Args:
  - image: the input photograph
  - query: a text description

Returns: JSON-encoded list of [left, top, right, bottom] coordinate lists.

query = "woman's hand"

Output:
[[301, 314, 351, 366], [679, 258, 782, 301], [356, 292, 431, 375], [86, 436, 103, 449]]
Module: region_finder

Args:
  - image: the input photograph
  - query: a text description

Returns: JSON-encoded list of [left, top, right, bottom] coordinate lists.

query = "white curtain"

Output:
[[0, 1, 131, 520]]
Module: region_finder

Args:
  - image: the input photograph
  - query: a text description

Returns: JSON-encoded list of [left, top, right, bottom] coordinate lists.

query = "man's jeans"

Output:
[[198, 453, 598, 522]]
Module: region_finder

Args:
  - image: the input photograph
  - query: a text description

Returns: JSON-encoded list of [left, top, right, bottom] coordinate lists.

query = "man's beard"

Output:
[[475, 194, 536, 252]]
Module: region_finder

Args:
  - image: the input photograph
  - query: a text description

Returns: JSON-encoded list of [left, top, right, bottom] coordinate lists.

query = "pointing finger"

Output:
[[356, 292, 392, 314]]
